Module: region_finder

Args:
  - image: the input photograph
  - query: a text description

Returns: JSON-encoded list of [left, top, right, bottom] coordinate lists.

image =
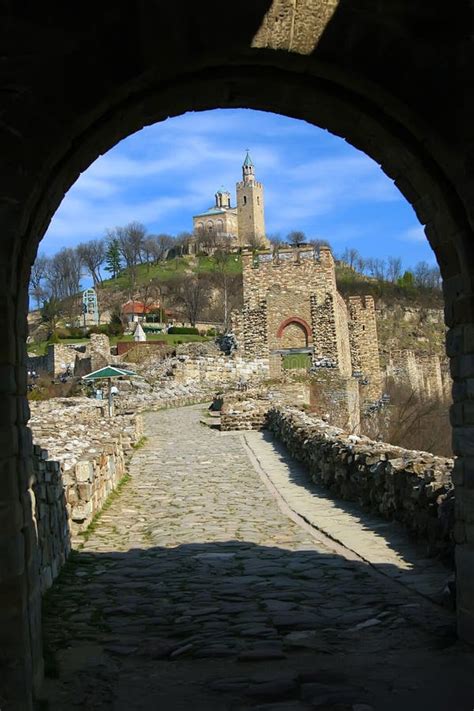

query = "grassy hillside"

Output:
[[29, 252, 446, 360], [101, 254, 242, 290]]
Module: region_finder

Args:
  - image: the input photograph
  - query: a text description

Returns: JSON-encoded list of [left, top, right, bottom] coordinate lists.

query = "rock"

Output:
[[244, 678, 298, 700]]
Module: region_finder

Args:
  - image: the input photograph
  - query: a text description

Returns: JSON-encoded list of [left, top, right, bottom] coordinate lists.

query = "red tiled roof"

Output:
[[121, 300, 159, 315]]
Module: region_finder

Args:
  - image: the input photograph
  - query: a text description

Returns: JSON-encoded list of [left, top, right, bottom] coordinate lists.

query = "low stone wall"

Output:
[[220, 382, 310, 431], [32, 445, 71, 592], [116, 340, 170, 357], [221, 393, 271, 430], [266, 406, 454, 555], [29, 398, 143, 590]]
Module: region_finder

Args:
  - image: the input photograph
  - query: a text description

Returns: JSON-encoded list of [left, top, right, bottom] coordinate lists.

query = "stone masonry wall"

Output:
[[172, 351, 270, 385], [266, 407, 454, 556], [386, 350, 451, 401], [29, 398, 143, 581], [220, 382, 311, 431], [31, 445, 71, 593], [310, 293, 339, 366], [348, 296, 382, 401], [241, 302, 268, 359]]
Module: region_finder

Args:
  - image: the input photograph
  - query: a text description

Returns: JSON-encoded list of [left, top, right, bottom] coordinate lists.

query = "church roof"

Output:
[[243, 150, 254, 167], [193, 206, 237, 217]]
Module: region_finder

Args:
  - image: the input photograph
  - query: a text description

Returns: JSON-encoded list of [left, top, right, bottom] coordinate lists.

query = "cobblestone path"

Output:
[[41, 406, 474, 710]]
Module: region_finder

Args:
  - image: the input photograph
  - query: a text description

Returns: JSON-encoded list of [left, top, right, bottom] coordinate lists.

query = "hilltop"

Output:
[[28, 252, 446, 363]]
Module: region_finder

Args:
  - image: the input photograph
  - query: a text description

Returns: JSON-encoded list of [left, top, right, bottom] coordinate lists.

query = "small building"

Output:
[[121, 300, 158, 324]]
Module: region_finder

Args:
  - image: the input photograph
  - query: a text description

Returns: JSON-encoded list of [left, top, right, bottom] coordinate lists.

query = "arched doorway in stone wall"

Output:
[[2, 3, 474, 708], [277, 317, 312, 350]]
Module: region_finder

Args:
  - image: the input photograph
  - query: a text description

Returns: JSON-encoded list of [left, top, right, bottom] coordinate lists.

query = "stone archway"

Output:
[[276, 316, 312, 349], [2, 3, 474, 707]]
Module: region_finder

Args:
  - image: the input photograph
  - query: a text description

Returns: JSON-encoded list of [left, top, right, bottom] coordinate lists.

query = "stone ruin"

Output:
[[27, 333, 114, 377], [230, 247, 382, 429], [29, 397, 142, 591]]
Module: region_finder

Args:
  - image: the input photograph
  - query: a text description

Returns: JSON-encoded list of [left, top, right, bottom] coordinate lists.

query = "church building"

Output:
[[192, 152, 270, 250]]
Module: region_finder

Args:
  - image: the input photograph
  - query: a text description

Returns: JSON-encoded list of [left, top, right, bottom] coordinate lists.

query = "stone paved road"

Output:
[[41, 406, 474, 710]]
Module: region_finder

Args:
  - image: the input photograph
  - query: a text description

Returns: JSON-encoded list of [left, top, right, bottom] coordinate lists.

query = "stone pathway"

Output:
[[41, 405, 474, 710], [242, 430, 451, 601]]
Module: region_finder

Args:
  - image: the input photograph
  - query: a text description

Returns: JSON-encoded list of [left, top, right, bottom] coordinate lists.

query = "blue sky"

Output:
[[42, 108, 435, 267]]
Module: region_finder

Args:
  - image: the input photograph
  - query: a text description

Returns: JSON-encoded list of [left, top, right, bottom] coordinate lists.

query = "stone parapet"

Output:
[[266, 406, 454, 556], [30, 398, 143, 549]]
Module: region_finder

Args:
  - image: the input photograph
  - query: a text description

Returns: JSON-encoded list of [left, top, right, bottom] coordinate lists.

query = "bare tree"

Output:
[[29, 253, 49, 309], [247, 233, 267, 250], [341, 247, 360, 269], [268, 233, 283, 252], [363, 380, 452, 457], [176, 231, 195, 256], [287, 230, 306, 248], [414, 261, 442, 289], [77, 239, 105, 288], [144, 234, 174, 264], [365, 257, 386, 281], [309, 238, 331, 251], [168, 273, 212, 326], [45, 247, 82, 300], [387, 256, 402, 283], [211, 248, 236, 331], [107, 222, 147, 295]]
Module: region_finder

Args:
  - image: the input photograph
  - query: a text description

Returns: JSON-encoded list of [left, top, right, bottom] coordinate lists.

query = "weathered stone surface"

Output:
[[29, 397, 142, 591], [266, 407, 454, 556]]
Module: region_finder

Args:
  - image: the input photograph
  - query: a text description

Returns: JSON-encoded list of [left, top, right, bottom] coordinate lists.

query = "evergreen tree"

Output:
[[105, 239, 122, 279], [109, 307, 124, 336]]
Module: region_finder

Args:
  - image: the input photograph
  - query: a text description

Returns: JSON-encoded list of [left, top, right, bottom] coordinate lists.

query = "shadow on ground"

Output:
[[258, 430, 453, 578], [39, 540, 472, 711]]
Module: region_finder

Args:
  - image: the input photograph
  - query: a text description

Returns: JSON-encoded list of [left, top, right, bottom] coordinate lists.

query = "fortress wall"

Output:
[[386, 350, 450, 401], [348, 295, 382, 401], [266, 407, 454, 557], [310, 292, 339, 365], [242, 247, 336, 308], [335, 292, 352, 377]]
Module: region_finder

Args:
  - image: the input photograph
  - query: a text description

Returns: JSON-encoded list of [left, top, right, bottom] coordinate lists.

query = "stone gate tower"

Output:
[[236, 151, 268, 247]]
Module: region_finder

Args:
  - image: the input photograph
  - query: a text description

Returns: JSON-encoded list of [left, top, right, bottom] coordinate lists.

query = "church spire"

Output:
[[242, 150, 255, 183]]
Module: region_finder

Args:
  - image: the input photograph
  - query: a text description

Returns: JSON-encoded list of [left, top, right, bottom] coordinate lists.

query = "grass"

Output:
[[118, 333, 210, 344], [28, 332, 212, 357], [77, 473, 131, 546], [132, 436, 148, 449], [101, 253, 243, 290], [282, 353, 311, 370], [101, 256, 190, 289], [28, 337, 89, 356]]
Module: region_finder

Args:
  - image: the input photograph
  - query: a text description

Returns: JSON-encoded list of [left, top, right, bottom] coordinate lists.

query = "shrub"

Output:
[[206, 328, 217, 336], [168, 326, 199, 335], [108, 310, 124, 337], [68, 327, 86, 339], [54, 328, 70, 339], [48, 331, 61, 344], [88, 324, 110, 336]]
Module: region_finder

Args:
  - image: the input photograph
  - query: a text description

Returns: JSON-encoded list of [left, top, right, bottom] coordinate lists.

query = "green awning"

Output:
[[82, 365, 138, 380]]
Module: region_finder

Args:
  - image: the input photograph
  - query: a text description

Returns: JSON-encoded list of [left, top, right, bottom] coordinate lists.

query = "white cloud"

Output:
[[46, 193, 187, 241], [400, 226, 426, 243], [41, 108, 422, 260]]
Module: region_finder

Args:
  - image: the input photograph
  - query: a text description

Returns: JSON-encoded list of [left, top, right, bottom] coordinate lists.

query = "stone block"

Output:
[[75, 460, 93, 483]]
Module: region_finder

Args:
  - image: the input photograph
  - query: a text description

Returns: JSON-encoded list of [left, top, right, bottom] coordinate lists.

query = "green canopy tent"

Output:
[[82, 365, 139, 416]]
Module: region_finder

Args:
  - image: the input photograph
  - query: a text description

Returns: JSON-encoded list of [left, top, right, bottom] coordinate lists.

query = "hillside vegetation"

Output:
[[28, 249, 446, 362]]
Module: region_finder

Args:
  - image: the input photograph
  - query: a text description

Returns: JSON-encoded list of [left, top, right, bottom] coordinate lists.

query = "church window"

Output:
[[257, 196, 260, 205], [243, 196, 247, 205]]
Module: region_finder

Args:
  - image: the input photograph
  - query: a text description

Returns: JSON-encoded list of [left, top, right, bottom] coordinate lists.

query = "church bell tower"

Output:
[[236, 151, 268, 248]]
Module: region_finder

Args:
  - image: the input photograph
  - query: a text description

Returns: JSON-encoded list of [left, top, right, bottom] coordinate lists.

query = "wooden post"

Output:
[[108, 377, 113, 417]]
